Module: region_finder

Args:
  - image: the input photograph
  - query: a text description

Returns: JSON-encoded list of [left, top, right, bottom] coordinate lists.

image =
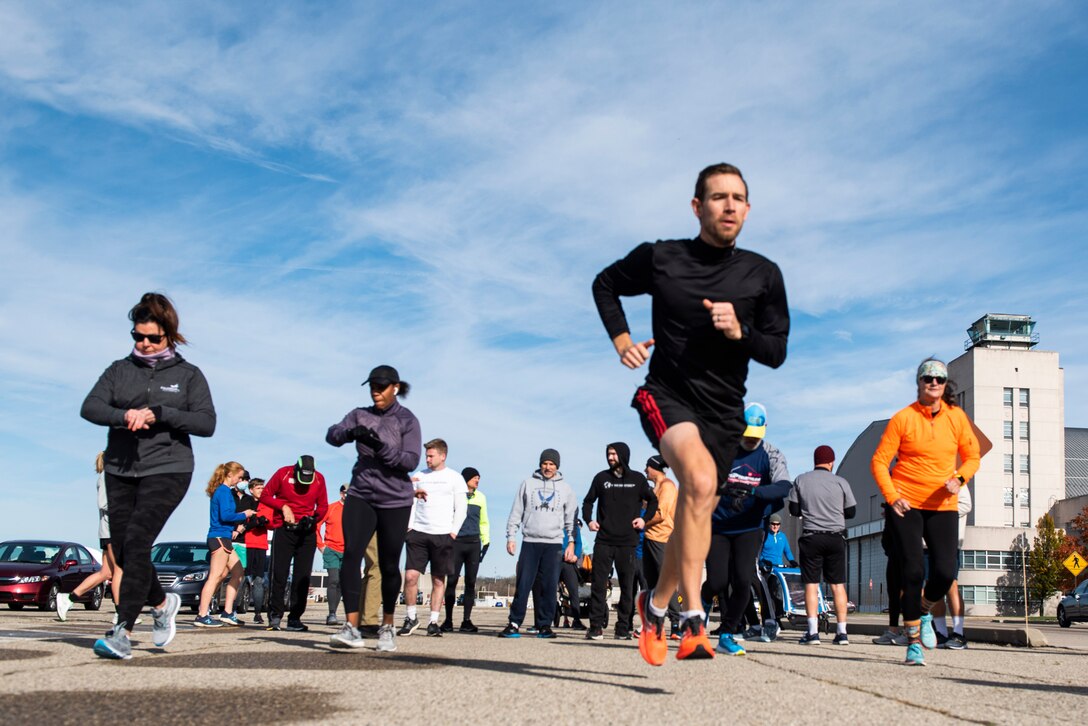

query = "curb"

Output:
[[805, 621, 1049, 647]]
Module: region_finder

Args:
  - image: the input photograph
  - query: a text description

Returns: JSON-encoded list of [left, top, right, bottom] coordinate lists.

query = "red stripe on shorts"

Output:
[[635, 388, 668, 441]]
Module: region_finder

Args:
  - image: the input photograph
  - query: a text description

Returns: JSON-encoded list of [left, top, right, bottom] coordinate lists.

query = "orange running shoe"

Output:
[[675, 616, 715, 660], [637, 590, 668, 666]]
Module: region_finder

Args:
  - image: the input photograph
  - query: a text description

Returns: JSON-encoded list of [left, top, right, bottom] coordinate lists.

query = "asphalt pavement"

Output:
[[1, 607, 1086, 725]]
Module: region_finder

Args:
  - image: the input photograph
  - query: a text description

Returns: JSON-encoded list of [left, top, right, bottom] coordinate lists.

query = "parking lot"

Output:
[[2, 606, 1086, 725]]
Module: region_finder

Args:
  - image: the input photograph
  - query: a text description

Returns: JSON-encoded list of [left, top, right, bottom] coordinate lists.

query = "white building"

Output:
[[840, 314, 1069, 616]]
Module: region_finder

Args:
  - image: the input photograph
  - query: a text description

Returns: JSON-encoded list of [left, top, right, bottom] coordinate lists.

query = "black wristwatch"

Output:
[[740, 323, 751, 339], [956, 474, 966, 484]]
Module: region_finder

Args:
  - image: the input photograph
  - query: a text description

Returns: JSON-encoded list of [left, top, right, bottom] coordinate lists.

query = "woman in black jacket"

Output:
[[81, 292, 216, 659]]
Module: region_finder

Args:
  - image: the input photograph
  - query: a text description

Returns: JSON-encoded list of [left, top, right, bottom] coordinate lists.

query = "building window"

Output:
[[1003, 487, 1014, 506], [1019, 488, 1030, 506], [1004, 455, 1013, 474], [1019, 421, 1029, 440], [1020, 455, 1030, 474], [959, 551, 1025, 571], [1004, 421, 1013, 440], [1019, 389, 1030, 407], [1003, 388, 1013, 406]]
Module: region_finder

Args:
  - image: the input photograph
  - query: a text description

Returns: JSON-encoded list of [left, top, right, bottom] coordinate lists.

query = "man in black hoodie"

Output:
[[583, 442, 659, 640]]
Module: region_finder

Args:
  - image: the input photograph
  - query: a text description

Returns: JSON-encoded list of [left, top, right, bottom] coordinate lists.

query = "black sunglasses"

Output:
[[921, 375, 947, 385], [131, 330, 166, 344]]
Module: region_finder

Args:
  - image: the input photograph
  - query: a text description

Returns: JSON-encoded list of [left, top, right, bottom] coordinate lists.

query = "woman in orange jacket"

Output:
[[871, 358, 980, 666]]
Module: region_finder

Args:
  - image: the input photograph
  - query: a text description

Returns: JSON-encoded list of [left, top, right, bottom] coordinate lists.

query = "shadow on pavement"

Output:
[[0, 688, 341, 724], [945, 678, 1088, 696]]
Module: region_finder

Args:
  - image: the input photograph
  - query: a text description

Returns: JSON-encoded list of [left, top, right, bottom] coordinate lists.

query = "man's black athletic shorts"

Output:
[[799, 531, 846, 585], [405, 530, 454, 577], [632, 384, 745, 490]]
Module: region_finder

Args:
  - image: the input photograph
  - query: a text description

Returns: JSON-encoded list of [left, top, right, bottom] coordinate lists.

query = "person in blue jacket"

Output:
[[194, 462, 254, 627], [704, 403, 791, 656], [742, 512, 798, 641]]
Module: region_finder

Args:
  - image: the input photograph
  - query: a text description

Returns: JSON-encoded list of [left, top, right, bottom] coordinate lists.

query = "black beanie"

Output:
[[539, 448, 561, 468], [461, 467, 480, 482]]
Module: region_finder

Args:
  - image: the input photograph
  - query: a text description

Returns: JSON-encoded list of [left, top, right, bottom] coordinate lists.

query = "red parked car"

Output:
[[0, 540, 104, 612]]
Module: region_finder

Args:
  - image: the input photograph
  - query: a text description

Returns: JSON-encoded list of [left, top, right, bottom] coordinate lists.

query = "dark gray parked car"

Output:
[[1057, 579, 1088, 627], [151, 541, 217, 614]]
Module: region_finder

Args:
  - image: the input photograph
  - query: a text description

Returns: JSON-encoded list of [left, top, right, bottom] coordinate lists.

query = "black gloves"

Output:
[[480, 543, 489, 562], [789, 560, 799, 568], [721, 482, 754, 511], [349, 425, 384, 450]]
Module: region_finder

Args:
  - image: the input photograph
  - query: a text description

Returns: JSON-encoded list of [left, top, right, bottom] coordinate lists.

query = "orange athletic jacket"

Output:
[[316, 499, 344, 553], [871, 401, 981, 511], [644, 478, 677, 543]]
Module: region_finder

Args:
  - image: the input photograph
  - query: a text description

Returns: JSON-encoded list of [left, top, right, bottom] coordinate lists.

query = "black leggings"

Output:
[[886, 508, 958, 622], [445, 539, 482, 621], [340, 496, 411, 617], [105, 472, 191, 629], [882, 527, 902, 627], [704, 529, 763, 633]]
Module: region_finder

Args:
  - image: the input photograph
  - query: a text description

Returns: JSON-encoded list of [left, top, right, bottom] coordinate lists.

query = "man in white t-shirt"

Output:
[[399, 438, 468, 637]]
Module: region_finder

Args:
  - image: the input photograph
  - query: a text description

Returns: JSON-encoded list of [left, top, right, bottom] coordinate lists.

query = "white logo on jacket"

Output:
[[160, 383, 180, 394]]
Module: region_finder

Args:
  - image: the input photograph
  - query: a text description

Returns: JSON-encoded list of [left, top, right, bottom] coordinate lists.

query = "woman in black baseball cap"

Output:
[[325, 364, 421, 651]]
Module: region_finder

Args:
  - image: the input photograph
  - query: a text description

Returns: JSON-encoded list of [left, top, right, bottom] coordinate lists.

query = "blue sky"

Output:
[[1, 2, 1086, 577]]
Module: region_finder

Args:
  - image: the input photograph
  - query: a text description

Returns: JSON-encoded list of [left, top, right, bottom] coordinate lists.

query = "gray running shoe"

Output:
[[329, 623, 364, 649], [152, 593, 181, 648], [56, 592, 73, 622], [377, 624, 397, 652], [397, 616, 420, 636], [94, 625, 132, 660], [872, 629, 908, 645], [326, 613, 340, 627]]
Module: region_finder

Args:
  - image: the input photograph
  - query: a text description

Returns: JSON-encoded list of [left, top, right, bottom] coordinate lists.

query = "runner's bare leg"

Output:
[[653, 422, 720, 612]]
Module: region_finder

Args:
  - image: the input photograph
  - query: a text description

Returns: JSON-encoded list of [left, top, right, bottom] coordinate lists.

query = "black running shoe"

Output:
[[426, 622, 442, 637], [459, 620, 479, 633], [439, 619, 454, 633], [586, 626, 604, 641], [943, 632, 968, 650]]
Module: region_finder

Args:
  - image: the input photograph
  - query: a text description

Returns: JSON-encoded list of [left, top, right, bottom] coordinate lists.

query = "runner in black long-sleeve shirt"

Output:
[[591, 163, 789, 665], [582, 442, 658, 640]]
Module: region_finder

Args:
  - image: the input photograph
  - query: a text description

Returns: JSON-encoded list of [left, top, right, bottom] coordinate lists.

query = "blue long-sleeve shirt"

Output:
[[208, 484, 247, 538], [759, 531, 794, 566], [563, 524, 584, 559]]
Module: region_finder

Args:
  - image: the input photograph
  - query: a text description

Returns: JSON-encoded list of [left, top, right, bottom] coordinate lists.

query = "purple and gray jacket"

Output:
[[325, 400, 422, 509]]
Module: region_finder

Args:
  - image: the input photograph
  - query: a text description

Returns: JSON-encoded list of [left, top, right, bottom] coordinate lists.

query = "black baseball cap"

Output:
[[294, 455, 316, 485], [363, 365, 400, 387]]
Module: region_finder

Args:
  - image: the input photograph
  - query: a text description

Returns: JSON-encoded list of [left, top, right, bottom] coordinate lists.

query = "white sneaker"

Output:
[[56, 593, 73, 621], [377, 624, 397, 652], [329, 623, 365, 649], [151, 593, 181, 648]]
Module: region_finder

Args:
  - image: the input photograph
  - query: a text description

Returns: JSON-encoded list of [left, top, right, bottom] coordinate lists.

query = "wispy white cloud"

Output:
[[0, 1, 1086, 573]]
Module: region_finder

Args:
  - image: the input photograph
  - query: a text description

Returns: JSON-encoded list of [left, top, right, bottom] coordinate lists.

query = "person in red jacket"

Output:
[[318, 485, 347, 626], [259, 455, 329, 632], [243, 478, 274, 625]]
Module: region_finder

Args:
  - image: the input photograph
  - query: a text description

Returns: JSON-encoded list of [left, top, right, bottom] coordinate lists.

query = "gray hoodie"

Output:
[[506, 470, 577, 544]]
